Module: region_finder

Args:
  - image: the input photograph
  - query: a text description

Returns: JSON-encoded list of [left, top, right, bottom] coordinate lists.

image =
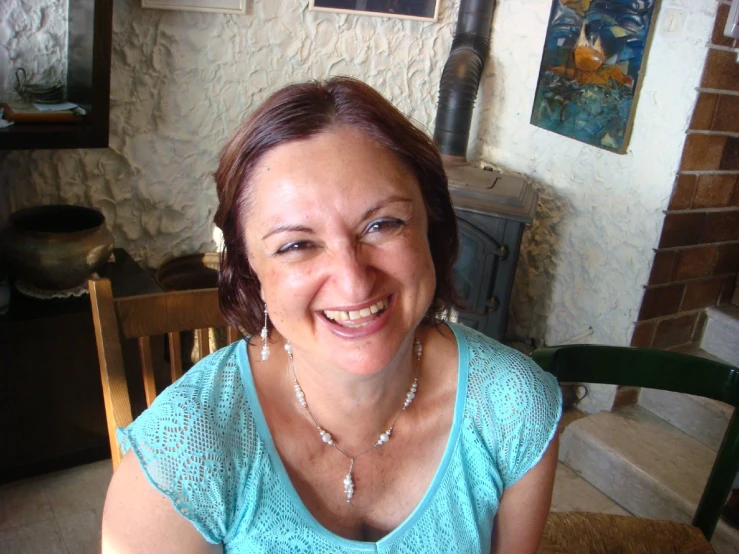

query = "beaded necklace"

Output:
[[285, 339, 422, 503]]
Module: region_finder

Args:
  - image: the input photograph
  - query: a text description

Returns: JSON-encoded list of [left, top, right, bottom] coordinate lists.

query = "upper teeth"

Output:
[[324, 298, 388, 321]]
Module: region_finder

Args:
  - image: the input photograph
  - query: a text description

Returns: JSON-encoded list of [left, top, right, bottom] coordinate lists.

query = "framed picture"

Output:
[[142, 0, 247, 14], [530, 0, 658, 153], [310, 0, 439, 22]]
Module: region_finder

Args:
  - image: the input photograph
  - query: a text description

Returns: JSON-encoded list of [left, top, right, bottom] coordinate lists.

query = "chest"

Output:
[[228, 435, 499, 553], [278, 414, 451, 541], [246, 328, 461, 541]]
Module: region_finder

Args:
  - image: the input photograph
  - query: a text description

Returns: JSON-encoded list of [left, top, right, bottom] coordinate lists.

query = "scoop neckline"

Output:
[[237, 323, 469, 551]]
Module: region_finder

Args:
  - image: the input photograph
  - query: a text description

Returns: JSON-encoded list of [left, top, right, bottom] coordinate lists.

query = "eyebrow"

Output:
[[260, 196, 414, 241], [261, 224, 313, 241], [360, 196, 413, 222]]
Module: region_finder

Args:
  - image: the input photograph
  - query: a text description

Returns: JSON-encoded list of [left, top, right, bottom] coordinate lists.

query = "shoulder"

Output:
[[165, 341, 243, 398], [120, 341, 251, 454], [151, 342, 250, 423], [450, 322, 561, 432], [451, 322, 549, 388]]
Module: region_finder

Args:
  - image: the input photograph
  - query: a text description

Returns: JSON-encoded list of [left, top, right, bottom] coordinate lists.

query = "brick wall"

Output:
[[631, 1, 739, 350]]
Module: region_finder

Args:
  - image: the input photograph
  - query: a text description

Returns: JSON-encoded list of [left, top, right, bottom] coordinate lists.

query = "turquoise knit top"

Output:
[[119, 323, 561, 553]]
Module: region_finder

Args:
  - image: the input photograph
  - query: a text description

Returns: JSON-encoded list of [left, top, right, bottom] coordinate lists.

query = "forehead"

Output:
[[246, 127, 422, 218]]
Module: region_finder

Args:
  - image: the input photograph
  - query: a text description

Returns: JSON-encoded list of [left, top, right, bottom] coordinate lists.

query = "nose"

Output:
[[329, 243, 376, 303]]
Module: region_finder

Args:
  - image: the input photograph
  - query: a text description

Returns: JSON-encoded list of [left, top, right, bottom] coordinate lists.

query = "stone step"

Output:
[[639, 345, 734, 451], [639, 387, 731, 452], [560, 405, 739, 554], [551, 462, 631, 516], [701, 305, 739, 368]]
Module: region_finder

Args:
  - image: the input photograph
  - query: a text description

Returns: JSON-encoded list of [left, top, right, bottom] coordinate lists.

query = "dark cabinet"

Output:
[[0, 0, 113, 150], [0, 250, 162, 483]]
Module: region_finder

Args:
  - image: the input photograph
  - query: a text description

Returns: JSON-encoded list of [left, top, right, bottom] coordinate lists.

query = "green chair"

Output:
[[532, 345, 739, 546]]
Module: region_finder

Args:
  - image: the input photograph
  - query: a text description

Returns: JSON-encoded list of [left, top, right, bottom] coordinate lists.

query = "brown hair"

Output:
[[214, 77, 458, 335]]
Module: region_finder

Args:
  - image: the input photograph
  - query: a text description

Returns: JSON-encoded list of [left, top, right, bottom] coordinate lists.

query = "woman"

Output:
[[102, 77, 561, 553]]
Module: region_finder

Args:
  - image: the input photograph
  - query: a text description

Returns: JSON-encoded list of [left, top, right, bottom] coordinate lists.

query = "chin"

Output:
[[325, 329, 419, 376]]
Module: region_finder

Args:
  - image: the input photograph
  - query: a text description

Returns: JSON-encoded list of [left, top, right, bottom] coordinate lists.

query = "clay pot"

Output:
[[0, 204, 114, 290]]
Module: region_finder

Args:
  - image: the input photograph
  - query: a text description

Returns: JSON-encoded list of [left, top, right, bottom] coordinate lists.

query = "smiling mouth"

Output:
[[322, 297, 389, 328]]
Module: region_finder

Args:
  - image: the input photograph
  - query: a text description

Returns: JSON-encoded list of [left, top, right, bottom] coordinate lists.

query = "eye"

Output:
[[275, 241, 314, 255], [364, 218, 405, 235]]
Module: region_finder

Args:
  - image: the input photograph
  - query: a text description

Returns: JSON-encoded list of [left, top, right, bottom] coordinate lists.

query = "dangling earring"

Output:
[[260, 305, 270, 361]]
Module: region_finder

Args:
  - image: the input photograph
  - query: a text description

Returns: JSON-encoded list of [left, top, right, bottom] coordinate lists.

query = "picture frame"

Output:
[[529, 0, 658, 153], [310, 0, 439, 22], [142, 0, 247, 14]]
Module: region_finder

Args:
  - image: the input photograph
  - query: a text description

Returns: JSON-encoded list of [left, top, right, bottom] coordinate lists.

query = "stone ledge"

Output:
[[702, 305, 739, 366]]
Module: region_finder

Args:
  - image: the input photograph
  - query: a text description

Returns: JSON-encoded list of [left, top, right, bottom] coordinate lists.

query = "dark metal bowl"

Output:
[[0, 205, 115, 290], [156, 253, 220, 291]]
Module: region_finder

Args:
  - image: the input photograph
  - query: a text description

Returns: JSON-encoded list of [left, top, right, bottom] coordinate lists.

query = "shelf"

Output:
[[0, 121, 108, 150], [0, 0, 112, 151]]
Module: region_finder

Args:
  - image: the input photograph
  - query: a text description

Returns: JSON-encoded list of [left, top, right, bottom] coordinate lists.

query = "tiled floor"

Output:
[[0, 460, 112, 554], [0, 458, 629, 552]]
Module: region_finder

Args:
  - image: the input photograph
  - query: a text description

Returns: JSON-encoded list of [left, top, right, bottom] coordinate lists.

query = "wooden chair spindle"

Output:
[[138, 336, 157, 407], [168, 331, 183, 381]]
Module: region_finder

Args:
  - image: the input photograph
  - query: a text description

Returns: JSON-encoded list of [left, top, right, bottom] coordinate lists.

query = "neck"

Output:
[[285, 334, 420, 450]]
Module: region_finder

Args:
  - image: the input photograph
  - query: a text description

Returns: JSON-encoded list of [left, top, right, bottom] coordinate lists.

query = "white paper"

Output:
[[33, 102, 79, 112], [0, 108, 13, 128]]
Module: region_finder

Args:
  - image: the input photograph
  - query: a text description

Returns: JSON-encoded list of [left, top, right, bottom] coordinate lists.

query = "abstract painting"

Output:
[[530, 0, 658, 153]]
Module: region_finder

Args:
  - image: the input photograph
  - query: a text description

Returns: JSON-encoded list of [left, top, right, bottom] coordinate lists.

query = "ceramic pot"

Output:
[[0, 205, 114, 290]]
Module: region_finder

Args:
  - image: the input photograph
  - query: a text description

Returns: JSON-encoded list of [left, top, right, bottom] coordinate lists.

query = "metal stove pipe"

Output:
[[434, 0, 496, 161]]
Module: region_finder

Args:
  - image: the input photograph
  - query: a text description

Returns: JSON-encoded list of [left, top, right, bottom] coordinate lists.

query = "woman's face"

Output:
[[243, 126, 436, 375]]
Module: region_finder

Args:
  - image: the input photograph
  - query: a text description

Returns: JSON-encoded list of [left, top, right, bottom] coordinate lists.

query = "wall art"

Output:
[[530, 0, 658, 153], [310, 0, 439, 21], [142, 0, 246, 14]]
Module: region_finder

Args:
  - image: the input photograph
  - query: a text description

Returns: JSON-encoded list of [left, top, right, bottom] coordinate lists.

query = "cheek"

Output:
[[413, 238, 437, 300], [391, 236, 436, 295], [260, 265, 321, 319]]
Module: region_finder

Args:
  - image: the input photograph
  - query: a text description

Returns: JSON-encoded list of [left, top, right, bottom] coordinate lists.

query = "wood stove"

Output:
[[448, 164, 537, 341]]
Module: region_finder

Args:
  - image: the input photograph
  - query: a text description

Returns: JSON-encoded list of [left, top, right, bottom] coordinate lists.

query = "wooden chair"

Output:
[[533, 345, 739, 553], [88, 277, 241, 470]]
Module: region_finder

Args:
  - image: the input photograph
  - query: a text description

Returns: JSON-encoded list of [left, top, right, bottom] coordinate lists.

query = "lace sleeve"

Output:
[[117, 343, 251, 544], [463, 328, 562, 490], [491, 349, 561, 488]]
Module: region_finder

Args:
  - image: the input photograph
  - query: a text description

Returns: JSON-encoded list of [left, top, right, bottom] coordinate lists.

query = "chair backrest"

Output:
[[531, 345, 739, 540], [88, 278, 241, 469]]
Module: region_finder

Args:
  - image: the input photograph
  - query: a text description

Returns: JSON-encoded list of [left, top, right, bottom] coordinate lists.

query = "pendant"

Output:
[[343, 460, 355, 503]]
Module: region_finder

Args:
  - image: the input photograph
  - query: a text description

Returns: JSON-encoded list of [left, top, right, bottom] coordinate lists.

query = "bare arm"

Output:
[[102, 451, 222, 554], [491, 432, 559, 554]]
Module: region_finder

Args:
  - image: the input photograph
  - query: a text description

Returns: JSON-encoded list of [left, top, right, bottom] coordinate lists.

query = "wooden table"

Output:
[[0, 249, 162, 483]]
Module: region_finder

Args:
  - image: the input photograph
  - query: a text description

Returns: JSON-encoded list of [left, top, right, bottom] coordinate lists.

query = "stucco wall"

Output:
[[0, 0, 67, 103], [0, 0, 717, 366]]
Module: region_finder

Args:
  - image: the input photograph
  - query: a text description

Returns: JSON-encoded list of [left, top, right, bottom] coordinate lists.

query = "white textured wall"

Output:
[[0, 0, 68, 102], [0, 0, 717, 363]]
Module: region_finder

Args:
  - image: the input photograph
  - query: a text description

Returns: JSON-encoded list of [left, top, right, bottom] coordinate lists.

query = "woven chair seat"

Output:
[[539, 512, 715, 554]]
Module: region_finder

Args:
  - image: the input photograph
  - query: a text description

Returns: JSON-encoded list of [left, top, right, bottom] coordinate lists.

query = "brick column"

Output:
[[632, 1, 739, 350]]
